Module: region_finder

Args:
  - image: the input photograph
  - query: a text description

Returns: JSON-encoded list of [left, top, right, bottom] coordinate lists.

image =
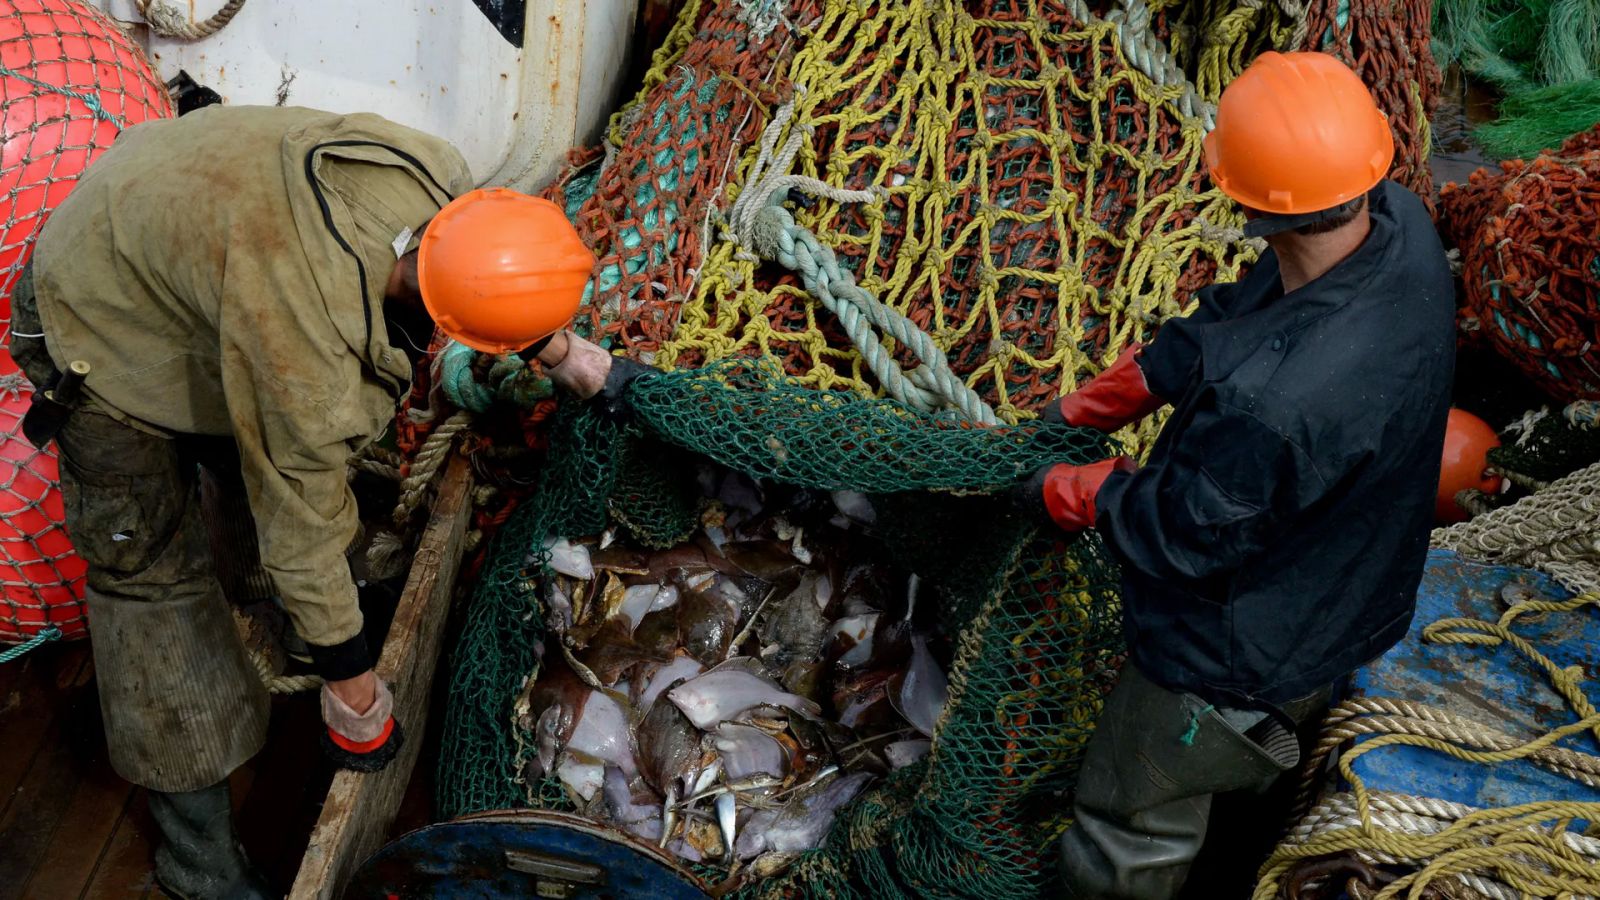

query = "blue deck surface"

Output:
[[1345, 549, 1600, 808]]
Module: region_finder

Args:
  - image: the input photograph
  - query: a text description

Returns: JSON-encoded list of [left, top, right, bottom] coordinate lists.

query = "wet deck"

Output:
[[0, 641, 433, 900]]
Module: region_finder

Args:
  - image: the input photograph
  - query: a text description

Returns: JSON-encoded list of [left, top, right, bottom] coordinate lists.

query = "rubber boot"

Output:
[[1060, 666, 1303, 900], [148, 781, 275, 900]]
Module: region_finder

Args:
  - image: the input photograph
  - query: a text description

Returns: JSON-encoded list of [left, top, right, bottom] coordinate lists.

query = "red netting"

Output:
[[559, 0, 797, 357], [1440, 126, 1600, 401], [0, 0, 172, 645], [1305, 0, 1441, 204]]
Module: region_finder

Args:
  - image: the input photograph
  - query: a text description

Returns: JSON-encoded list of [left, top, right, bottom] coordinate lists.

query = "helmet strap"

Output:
[[1242, 189, 1373, 239], [1243, 206, 1348, 238]]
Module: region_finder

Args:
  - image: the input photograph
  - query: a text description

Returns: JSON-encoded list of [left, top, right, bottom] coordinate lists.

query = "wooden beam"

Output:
[[289, 455, 475, 900]]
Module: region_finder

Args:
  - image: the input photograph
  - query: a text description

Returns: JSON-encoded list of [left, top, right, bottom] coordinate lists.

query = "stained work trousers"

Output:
[[1060, 665, 1328, 899], [13, 266, 272, 792], [55, 408, 273, 791]]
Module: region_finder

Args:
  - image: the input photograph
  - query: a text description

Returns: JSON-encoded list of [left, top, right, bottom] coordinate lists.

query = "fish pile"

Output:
[[514, 468, 950, 880]]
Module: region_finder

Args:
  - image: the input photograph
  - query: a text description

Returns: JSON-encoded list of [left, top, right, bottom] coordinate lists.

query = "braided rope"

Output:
[[1100, 0, 1216, 128], [729, 95, 999, 424], [248, 646, 322, 695], [0, 625, 60, 663], [0, 65, 123, 125], [1432, 460, 1600, 594], [135, 0, 247, 41], [1283, 792, 1600, 900], [393, 410, 472, 528]]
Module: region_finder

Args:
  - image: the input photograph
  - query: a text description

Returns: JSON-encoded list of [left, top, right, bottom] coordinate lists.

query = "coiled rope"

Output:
[[1255, 592, 1600, 899]]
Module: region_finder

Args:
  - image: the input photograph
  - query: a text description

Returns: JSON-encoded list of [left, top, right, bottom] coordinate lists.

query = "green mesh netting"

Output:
[[733, 534, 1125, 899], [436, 362, 1124, 896]]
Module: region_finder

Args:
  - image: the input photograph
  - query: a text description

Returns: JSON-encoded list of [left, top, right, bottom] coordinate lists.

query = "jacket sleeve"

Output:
[[1094, 398, 1330, 583], [218, 262, 392, 679], [1137, 284, 1230, 401]]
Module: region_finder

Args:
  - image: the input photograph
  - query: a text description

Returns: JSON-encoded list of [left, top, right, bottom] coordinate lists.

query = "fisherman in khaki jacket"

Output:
[[11, 105, 615, 899]]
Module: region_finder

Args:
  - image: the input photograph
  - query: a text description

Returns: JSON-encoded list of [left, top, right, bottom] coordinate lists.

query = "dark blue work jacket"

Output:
[[1096, 180, 1456, 708]]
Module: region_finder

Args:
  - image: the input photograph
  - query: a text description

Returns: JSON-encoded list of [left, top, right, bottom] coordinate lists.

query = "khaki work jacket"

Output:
[[33, 105, 474, 650]]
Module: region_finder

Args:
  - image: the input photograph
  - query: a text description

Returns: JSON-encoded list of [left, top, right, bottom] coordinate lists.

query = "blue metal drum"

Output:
[[346, 809, 713, 899]]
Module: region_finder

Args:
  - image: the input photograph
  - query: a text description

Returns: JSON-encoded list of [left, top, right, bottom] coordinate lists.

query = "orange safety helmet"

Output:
[[1436, 409, 1502, 524], [1204, 51, 1394, 216], [416, 187, 595, 355]]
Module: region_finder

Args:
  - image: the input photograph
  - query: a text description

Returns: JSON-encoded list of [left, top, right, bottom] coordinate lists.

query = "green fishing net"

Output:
[[436, 362, 1126, 897]]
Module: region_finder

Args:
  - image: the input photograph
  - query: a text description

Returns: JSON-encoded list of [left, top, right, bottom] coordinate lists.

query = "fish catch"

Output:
[[514, 468, 951, 885]]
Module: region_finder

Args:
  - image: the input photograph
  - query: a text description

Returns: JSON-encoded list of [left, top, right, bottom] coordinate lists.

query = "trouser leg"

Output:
[[1059, 666, 1304, 900], [55, 408, 270, 791]]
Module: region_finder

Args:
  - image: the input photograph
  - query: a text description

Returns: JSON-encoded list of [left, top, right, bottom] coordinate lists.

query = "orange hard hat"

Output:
[[1204, 51, 1394, 215], [416, 187, 595, 355], [1436, 409, 1501, 524]]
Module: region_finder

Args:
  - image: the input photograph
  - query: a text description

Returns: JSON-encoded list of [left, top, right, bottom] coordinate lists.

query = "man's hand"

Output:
[[1017, 457, 1137, 531], [321, 670, 404, 772], [327, 670, 378, 713], [537, 330, 612, 400], [534, 330, 660, 417]]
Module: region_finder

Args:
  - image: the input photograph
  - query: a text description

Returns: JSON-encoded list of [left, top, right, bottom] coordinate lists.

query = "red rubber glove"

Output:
[[1044, 345, 1164, 430], [1036, 457, 1137, 531], [321, 675, 404, 772]]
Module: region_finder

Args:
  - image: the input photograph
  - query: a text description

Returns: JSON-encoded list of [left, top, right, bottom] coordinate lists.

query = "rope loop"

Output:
[[136, 0, 247, 41]]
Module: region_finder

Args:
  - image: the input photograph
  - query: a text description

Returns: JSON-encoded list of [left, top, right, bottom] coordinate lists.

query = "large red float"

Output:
[[0, 0, 171, 645]]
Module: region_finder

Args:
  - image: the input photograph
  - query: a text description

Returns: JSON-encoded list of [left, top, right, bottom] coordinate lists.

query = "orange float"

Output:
[[1436, 408, 1502, 525], [0, 0, 172, 646]]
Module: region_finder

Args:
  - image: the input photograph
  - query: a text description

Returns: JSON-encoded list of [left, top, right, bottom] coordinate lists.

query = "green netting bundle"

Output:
[[626, 361, 1116, 494], [1433, 0, 1600, 158], [436, 362, 1126, 896]]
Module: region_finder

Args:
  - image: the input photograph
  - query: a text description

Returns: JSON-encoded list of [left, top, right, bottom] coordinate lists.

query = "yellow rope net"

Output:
[[645, 0, 1260, 453]]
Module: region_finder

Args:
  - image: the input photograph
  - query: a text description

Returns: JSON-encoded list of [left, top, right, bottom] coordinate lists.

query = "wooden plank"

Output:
[[17, 763, 136, 900], [79, 787, 159, 900], [0, 643, 90, 816], [288, 456, 474, 900], [0, 644, 97, 900]]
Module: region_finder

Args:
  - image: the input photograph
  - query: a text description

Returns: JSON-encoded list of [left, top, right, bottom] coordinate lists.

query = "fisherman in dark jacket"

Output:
[[1023, 52, 1456, 899]]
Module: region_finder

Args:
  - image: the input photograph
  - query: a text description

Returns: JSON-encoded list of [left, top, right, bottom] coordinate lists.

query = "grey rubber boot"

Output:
[[149, 782, 275, 900]]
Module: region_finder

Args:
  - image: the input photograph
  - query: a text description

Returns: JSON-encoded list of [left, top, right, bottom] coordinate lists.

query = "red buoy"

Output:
[[0, 0, 172, 646], [1436, 409, 1501, 525]]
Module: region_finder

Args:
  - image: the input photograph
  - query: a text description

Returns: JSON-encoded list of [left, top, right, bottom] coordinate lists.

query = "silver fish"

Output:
[[764, 771, 873, 853], [891, 634, 948, 738], [667, 663, 823, 730], [687, 757, 723, 798], [715, 791, 738, 862], [660, 784, 678, 850], [714, 722, 789, 781], [885, 739, 932, 769]]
